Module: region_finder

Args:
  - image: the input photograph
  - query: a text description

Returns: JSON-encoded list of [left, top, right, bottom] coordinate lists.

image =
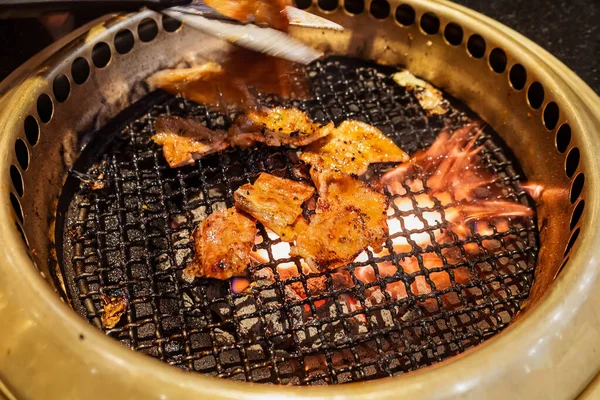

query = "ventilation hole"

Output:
[[564, 227, 580, 256], [53, 74, 70, 103], [10, 166, 23, 197], [296, 0, 312, 9], [556, 123, 571, 153], [420, 12, 440, 35], [24, 115, 39, 146], [162, 15, 182, 32], [71, 57, 90, 85], [570, 173, 584, 204], [395, 4, 415, 26], [10, 193, 23, 223], [543, 102, 560, 130], [114, 29, 134, 54], [16, 222, 27, 246], [570, 200, 585, 230], [444, 22, 463, 46], [319, 0, 338, 11], [527, 82, 544, 109], [15, 139, 29, 170], [489, 48, 507, 73], [139, 18, 159, 42], [370, 0, 390, 19], [467, 34, 486, 58], [509, 64, 527, 90], [37, 94, 53, 123], [344, 0, 364, 14], [92, 42, 111, 68], [565, 147, 580, 178]]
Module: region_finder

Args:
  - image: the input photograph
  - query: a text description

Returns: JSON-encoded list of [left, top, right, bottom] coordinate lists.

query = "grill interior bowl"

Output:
[[0, 1, 599, 399], [56, 57, 539, 384]]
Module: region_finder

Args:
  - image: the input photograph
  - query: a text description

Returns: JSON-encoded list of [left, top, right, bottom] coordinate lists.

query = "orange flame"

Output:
[[244, 122, 541, 316]]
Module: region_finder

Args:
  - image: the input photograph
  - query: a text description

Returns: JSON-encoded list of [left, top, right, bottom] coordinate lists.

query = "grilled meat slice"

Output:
[[291, 172, 389, 270], [148, 50, 310, 111], [185, 208, 257, 279], [153, 108, 330, 168], [300, 120, 409, 175], [148, 62, 228, 107], [234, 173, 314, 241], [229, 107, 334, 148], [204, 0, 291, 30], [152, 115, 229, 168]]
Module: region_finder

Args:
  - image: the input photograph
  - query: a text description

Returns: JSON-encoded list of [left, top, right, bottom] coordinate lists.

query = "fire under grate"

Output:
[[56, 57, 539, 385]]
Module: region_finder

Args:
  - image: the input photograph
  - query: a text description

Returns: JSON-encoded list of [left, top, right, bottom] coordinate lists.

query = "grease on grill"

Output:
[[61, 57, 538, 385]]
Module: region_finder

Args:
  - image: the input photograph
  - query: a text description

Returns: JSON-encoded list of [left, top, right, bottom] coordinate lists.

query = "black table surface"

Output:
[[1, 1, 598, 94]]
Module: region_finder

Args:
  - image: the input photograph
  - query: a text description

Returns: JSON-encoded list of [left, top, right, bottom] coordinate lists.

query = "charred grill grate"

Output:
[[57, 57, 538, 385]]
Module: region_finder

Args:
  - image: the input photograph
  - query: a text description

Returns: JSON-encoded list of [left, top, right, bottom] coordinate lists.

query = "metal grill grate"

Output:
[[57, 57, 538, 385]]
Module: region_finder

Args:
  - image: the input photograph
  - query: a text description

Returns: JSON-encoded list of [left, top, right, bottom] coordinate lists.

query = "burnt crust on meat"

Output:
[[185, 208, 257, 280], [152, 115, 230, 168], [229, 107, 334, 148], [291, 171, 389, 270], [234, 173, 314, 241]]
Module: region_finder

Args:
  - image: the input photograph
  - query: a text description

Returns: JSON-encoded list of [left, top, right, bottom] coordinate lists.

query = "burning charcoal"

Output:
[[284, 285, 303, 302], [246, 344, 266, 361], [264, 311, 287, 336], [154, 253, 173, 272], [213, 328, 235, 346], [233, 294, 257, 317], [191, 206, 208, 222], [238, 317, 263, 339], [169, 213, 188, 230], [210, 301, 232, 320], [194, 355, 217, 371], [369, 308, 395, 330], [304, 354, 327, 375], [174, 247, 193, 270], [252, 266, 274, 282], [182, 292, 195, 309], [364, 286, 387, 306], [295, 326, 321, 348]]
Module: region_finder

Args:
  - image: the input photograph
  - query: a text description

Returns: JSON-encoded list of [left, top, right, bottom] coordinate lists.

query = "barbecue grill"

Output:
[[0, 0, 599, 399]]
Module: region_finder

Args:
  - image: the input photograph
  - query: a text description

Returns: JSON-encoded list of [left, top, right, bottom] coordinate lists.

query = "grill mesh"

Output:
[[58, 57, 538, 385]]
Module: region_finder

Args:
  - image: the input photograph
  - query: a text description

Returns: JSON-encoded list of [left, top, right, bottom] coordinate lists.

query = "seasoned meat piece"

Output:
[[392, 70, 449, 116], [291, 172, 389, 270], [152, 115, 229, 168], [234, 173, 314, 241], [229, 107, 334, 148], [185, 208, 257, 279], [205, 0, 291, 30], [148, 62, 223, 90], [100, 295, 128, 329], [300, 120, 409, 175], [148, 50, 310, 111]]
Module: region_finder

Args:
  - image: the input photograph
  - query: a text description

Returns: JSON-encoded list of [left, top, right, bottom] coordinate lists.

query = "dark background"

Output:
[[0, 0, 598, 93], [455, 0, 599, 94]]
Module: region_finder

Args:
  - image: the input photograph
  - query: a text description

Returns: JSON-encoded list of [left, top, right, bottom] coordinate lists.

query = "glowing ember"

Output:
[[231, 277, 251, 294], [236, 122, 542, 319]]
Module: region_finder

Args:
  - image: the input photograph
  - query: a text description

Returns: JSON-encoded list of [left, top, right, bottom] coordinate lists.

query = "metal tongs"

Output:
[[0, 0, 343, 64]]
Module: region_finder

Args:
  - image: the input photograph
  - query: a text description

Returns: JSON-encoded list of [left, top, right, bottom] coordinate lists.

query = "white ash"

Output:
[[213, 328, 235, 345]]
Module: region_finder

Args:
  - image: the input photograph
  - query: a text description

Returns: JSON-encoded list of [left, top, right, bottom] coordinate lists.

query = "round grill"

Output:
[[56, 56, 538, 385]]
